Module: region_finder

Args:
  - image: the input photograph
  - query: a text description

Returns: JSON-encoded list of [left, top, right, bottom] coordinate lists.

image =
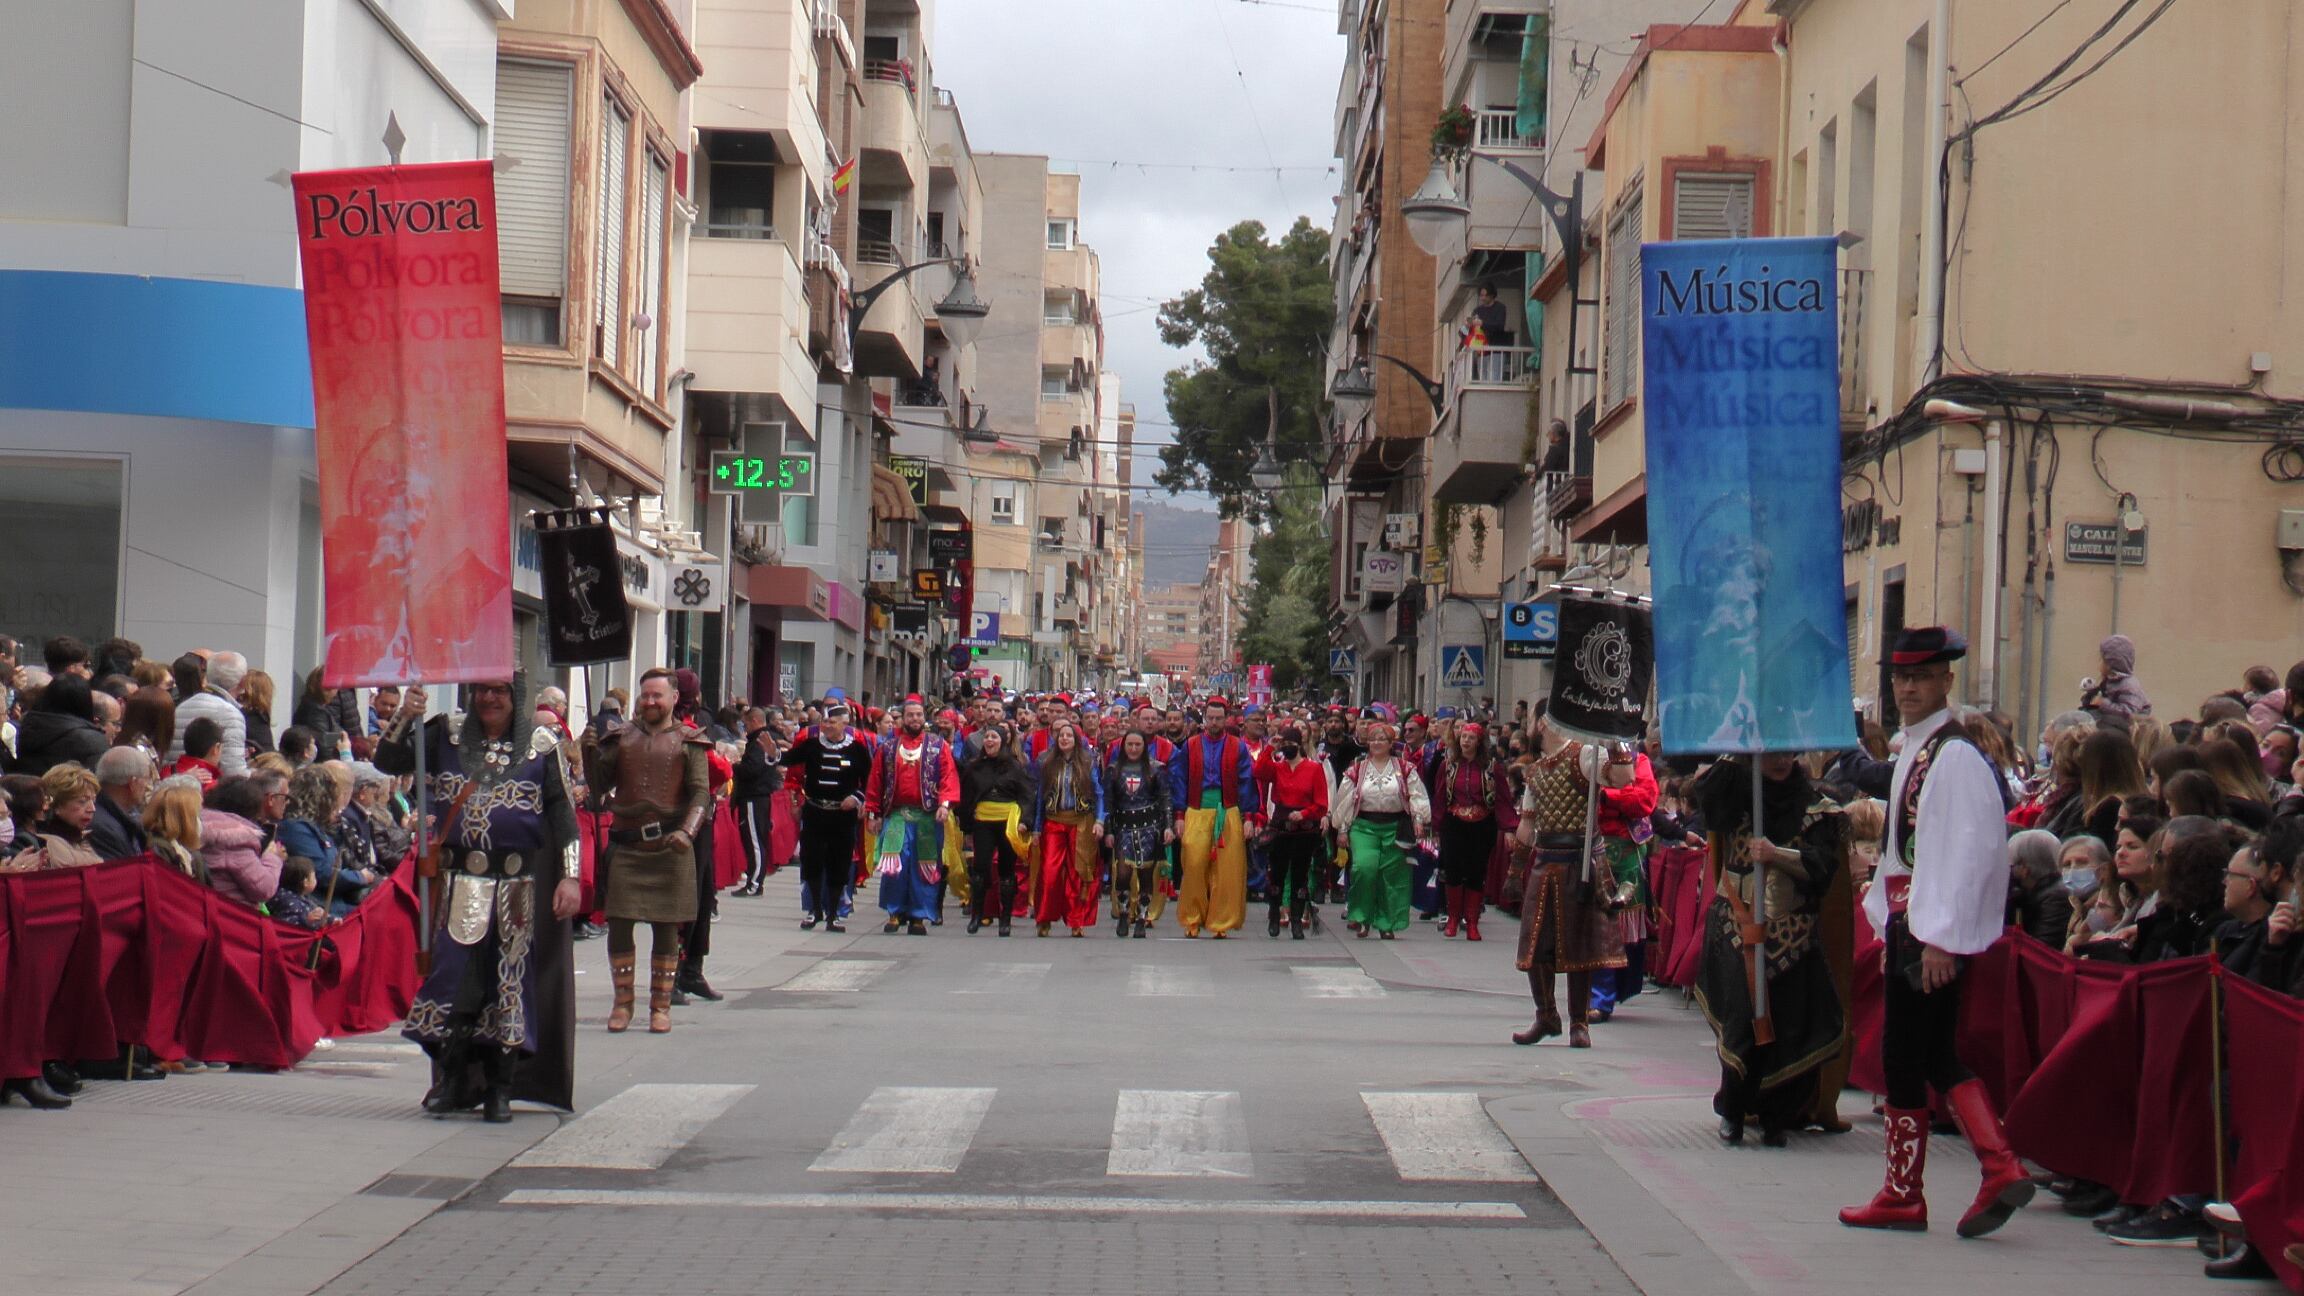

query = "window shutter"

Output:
[[594, 96, 631, 368], [1602, 190, 1642, 409], [1671, 172, 1754, 240], [493, 61, 572, 300], [637, 152, 668, 397]]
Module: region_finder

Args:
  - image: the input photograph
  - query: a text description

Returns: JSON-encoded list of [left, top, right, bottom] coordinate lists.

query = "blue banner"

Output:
[[1641, 237, 1856, 756]]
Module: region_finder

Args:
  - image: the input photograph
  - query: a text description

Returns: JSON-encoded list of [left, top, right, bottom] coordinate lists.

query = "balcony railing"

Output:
[[863, 59, 916, 92], [1839, 266, 1870, 426], [1474, 108, 1542, 151], [1446, 344, 1537, 402], [700, 219, 779, 242], [855, 238, 903, 266], [1529, 469, 1571, 570]]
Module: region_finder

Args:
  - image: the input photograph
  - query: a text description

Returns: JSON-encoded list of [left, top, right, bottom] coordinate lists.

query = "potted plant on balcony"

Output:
[[1431, 104, 1476, 164]]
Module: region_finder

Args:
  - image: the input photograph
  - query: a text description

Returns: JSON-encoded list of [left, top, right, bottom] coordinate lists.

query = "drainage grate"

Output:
[[1586, 1113, 1967, 1159]]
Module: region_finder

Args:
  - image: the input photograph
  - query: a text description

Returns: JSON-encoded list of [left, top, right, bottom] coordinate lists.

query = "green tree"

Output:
[[1236, 462, 1332, 693], [1155, 218, 1334, 517]]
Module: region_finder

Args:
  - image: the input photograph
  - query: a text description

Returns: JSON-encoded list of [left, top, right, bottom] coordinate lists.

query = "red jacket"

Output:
[[1260, 756, 1330, 832]]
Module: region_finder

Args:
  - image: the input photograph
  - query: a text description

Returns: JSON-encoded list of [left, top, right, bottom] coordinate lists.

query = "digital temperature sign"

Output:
[[707, 450, 816, 499]]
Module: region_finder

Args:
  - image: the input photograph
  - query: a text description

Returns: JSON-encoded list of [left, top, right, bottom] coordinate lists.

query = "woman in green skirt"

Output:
[[1332, 722, 1431, 939]]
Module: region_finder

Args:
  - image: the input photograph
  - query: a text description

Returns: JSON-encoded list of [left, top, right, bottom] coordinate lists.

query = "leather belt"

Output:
[[610, 821, 675, 844], [455, 848, 534, 878], [805, 798, 858, 812]]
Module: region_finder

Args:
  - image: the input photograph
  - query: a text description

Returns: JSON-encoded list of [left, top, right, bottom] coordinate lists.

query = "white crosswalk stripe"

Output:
[[513, 1083, 754, 1171], [951, 963, 1051, 994], [1293, 966, 1387, 998], [810, 1087, 998, 1174], [1128, 964, 1213, 997], [779, 960, 894, 993], [1107, 1090, 1252, 1178], [1360, 1092, 1537, 1182]]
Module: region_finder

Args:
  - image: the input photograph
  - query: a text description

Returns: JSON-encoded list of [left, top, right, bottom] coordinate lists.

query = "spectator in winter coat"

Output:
[[2081, 634, 2152, 720], [169, 652, 251, 778], [2005, 829, 2075, 948], [8, 674, 110, 776], [198, 777, 284, 907], [87, 747, 155, 862], [239, 669, 278, 756]]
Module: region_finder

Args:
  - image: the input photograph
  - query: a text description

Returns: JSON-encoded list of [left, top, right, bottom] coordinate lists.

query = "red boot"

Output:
[[1839, 1108, 1930, 1231], [1463, 891, 1482, 941], [1441, 886, 1461, 938], [1945, 1079, 2035, 1237]]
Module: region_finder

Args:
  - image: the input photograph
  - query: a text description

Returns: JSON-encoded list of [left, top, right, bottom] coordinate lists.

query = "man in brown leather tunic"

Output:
[[589, 668, 710, 1034]]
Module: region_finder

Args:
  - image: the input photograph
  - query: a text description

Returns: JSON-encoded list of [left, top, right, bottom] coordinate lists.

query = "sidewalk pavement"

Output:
[[0, 870, 840, 1296], [1331, 910, 2270, 1296]]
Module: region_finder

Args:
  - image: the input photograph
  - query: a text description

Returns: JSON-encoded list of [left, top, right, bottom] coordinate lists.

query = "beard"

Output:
[[903, 719, 926, 736]]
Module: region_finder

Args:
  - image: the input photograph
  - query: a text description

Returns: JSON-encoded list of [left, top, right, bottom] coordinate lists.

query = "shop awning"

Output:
[[870, 464, 918, 523]]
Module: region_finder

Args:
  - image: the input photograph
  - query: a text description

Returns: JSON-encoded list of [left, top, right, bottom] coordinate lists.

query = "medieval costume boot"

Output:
[[1946, 1079, 2035, 1237], [1463, 890, 1483, 941], [1512, 968, 1562, 1045], [1841, 1107, 1930, 1230], [606, 954, 637, 1033], [649, 955, 678, 1033], [480, 1046, 515, 1125], [1440, 885, 1461, 938], [422, 1027, 476, 1115], [1567, 971, 1594, 1048], [678, 957, 722, 1002]]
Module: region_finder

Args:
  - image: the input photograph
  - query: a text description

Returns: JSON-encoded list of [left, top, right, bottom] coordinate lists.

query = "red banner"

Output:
[[292, 161, 513, 687]]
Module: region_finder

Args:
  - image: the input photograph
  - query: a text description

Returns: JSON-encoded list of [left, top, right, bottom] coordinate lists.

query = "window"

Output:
[[1046, 218, 1075, 250], [1044, 292, 1075, 326], [594, 94, 632, 369], [637, 151, 669, 399], [1670, 172, 1754, 240], [0, 456, 122, 646], [1601, 187, 1643, 410], [857, 206, 897, 264], [495, 60, 573, 346], [702, 131, 780, 239], [1041, 367, 1070, 400], [989, 481, 1017, 524], [925, 210, 947, 257]]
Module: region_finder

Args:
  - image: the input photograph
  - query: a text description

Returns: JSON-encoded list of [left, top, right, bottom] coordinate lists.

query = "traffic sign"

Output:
[[1329, 647, 1357, 676], [1441, 644, 1486, 689], [1502, 599, 1559, 659], [963, 610, 1001, 647]]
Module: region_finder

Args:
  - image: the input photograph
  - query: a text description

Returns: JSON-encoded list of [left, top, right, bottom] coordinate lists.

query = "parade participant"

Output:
[[1333, 721, 1431, 940], [1433, 722, 1510, 940], [959, 726, 1034, 936], [731, 713, 783, 897], [1691, 754, 1848, 1148], [782, 702, 871, 932], [1030, 719, 1104, 937], [1510, 714, 1657, 1048], [587, 670, 710, 1034], [1161, 697, 1253, 937], [864, 697, 959, 936], [1261, 725, 1330, 939], [1104, 728, 1173, 938], [377, 677, 580, 1119], [1841, 627, 2033, 1237]]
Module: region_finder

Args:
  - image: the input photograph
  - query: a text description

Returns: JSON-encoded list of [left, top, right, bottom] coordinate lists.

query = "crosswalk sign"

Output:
[[1441, 645, 1486, 689], [1329, 647, 1357, 676]]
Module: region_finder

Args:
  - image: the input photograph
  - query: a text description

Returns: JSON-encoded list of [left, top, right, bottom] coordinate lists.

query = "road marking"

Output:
[[951, 963, 1051, 995], [1293, 966, 1387, 998], [810, 1087, 998, 1174], [502, 1188, 1523, 1221], [1361, 1092, 1538, 1182], [512, 1084, 754, 1171], [1128, 964, 1213, 997], [1108, 1090, 1252, 1178], [779, 961, 893, 993], [327, 1041, 425, 1055]]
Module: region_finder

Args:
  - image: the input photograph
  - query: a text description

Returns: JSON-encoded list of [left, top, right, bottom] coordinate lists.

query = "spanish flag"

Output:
[[831, 156, 857, 195]]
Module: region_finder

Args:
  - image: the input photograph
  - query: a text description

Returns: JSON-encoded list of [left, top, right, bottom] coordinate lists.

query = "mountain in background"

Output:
[[1132, 500, 1222, 589]]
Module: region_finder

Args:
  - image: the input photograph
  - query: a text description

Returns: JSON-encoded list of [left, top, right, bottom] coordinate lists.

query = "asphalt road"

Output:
[[317, 880, 1635, 1296]]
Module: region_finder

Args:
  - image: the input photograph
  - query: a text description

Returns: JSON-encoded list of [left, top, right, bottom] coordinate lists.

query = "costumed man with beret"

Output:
[[866, 695, 960, 935], [1841, 627, 2033, 1237], [781, 700, 872, 932], [587, 668, 711, 1034], [1167, 696, 1260, 938], [378, 676, 580, 1122]]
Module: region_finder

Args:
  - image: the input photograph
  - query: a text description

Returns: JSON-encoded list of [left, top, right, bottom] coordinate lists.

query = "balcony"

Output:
[[694, 0, 830, 171], [1527, 469, 1572, 572], [1474, 108, 1542, 151], [685, 236, 816, 405], [850, 257, 923, 379], [1463, 147, 1549, 250], [1839, 266, 1871, 432], [860, 70, 926, 190], [1053, 595, 1083, 626], [1431, 346, 1536, 504]]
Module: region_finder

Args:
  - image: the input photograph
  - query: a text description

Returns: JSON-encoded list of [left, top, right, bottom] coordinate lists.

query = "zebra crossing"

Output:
[[775, 958, 1387, 1000], [504, 1083, 1534, 1187]]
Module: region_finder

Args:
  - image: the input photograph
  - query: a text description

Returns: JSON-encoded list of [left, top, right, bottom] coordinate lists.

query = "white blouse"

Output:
[[1332, 757, 1432, 833]]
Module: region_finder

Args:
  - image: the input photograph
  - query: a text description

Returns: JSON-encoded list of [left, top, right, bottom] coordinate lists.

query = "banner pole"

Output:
[[2210, 968, 2228, 1246], [413, 687, 431, 966], [1749, 750, 1770, 1023]]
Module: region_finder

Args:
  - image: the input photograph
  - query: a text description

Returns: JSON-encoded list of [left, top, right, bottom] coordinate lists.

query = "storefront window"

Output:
[[0, 455, 122, 648]]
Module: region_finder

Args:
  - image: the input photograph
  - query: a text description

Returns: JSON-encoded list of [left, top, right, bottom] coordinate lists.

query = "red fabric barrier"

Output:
[[1848, 902, 1888, 1093], [711, 801, 744, 891], [770, 788, 798, 872], [2225, 972, 2304, 1293], [1649, 846, 1711, 988], [0, 857, 420, 1076]]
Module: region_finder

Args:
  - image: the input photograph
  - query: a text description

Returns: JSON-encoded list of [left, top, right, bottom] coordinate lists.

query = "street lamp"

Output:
[[1248, 441, 1286, 492], [1401, 159, 1472, 259], [849, 258, 991, 352], [1329, 354, 1445, 419]]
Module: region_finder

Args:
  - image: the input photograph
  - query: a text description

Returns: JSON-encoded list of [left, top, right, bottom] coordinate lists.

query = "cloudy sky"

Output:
[[934, 0, 1344, 512]]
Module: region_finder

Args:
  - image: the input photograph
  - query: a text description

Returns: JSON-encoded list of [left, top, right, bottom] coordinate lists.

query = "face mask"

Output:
[[2085, 907, 2118, 934], [0, 812, 12, 849], [1277, 744, 1301, 760], [2061, 867, 2098, 896], [2036, 743, 2052, 767]]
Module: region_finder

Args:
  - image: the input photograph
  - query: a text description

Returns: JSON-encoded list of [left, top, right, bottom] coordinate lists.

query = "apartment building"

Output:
[[1140, 584, 1206, 673], [1199, 516, 1250, 682]]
